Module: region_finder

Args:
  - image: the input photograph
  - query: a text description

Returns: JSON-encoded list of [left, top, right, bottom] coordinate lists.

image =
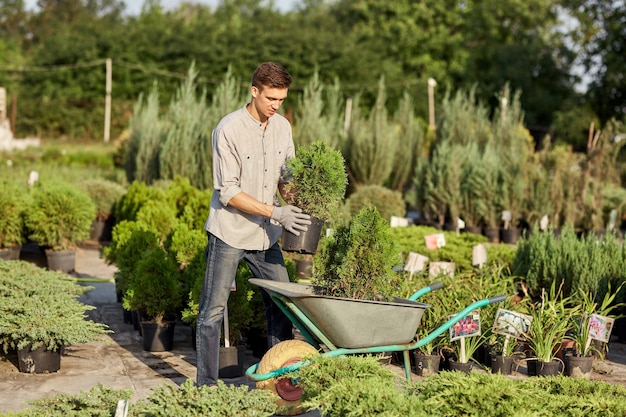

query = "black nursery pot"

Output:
[[281, 216, 325, 254], [17, 344, 61, 374]]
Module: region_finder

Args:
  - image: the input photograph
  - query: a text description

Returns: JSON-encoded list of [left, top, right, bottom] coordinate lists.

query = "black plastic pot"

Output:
[[565, 355, 593, 378], [449, 360, 473, 374], [45, 249, 76, 273], [463, 226, 482, 236], [0, 245, 21, 261], [219, 345, 245, 378], [414, 352, 440, 377], [482, 227, 501, 243], [536, 359, 561, 377], [295, 259, 313, 280], [140, 320, 176, 352], [281, 216, 324, 254], [17, 344, 61, 374], [501, 228, 522, 244], [491, 354, 513, 375]]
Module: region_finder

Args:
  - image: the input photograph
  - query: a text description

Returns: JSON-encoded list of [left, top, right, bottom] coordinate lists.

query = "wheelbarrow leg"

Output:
[[403, 350, 412, 381]]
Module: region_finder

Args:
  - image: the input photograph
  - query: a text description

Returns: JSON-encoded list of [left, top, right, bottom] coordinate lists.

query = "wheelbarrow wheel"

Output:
[[256, 340, 318, 415]]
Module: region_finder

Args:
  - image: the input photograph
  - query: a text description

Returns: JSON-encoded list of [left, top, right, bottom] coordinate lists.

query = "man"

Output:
[[196, 62, 311, 387]]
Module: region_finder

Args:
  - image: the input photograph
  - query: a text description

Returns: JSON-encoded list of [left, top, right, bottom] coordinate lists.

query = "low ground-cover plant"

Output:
[[0, 380, 276, 417], [129, 379, 276, 417], [389, 225, 517, 273], [296, 355, 626, 417], [0, 261, 111, 352], [0, 384, 132, 417]]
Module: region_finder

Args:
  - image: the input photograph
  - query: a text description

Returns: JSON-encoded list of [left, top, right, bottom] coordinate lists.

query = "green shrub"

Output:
[[159, 65, 214, 190], [511, 227, 626, 301], [78, 178, 126, 221], [0, 179, 29, 248], [297, 355, 412, 416], [0, 261, 111, 352], [130, 379, 276, 417], [345, 184, 405, 223], [123, 247, 182, 323], [113, 181, 168, 223], [134, 199, 178, 243], [297, 354, 626, 417], [284, 140, 348, 222], [24, 181, 96, 250], [313, 207, 401, 300], [125, 84, 163, 185], [167, 222, 206, 267], [407, 371, 626, 416], [2, 384, 132, 417]]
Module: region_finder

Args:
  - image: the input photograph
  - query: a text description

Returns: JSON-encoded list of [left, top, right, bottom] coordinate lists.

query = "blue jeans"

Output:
[[195, 233, 293, 386]]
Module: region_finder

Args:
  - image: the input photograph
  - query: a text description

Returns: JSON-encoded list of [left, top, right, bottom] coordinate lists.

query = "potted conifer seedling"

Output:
[[79, 178, 126, 243], [0, 261, 110, 373], [24, 181, 96, 273], [123, 246, 182, 352], [282, 141, 347, 254]]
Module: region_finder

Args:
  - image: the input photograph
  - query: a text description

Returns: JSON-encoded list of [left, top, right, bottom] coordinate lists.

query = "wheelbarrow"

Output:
[[245, 278, 506, 414]]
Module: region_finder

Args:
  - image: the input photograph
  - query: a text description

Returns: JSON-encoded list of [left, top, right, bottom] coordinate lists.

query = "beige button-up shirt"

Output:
[[205, 105, 294, 250]]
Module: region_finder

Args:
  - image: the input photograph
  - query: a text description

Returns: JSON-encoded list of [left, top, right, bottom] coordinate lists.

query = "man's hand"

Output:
[[271, 205, 312, 236]]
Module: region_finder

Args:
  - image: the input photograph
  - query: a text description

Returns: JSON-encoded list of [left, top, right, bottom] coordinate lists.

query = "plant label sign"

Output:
[[390, 216, 410, 227], [449, 310, 481, 342], [404, 252, 429, 275], [472, 244, 487, 267], [424, 233, 446, 249], [540, 215, 549, 231], [429, 261, 455, 278], [492, 308, 532, 341], [588, 313, 614, 343]]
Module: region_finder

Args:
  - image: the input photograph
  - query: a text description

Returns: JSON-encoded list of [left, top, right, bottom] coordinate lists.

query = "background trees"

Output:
[[0, 0, 623, 148]]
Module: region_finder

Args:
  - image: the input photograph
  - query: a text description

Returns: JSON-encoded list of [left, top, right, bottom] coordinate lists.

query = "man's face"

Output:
[[251, 85, 288, 121]]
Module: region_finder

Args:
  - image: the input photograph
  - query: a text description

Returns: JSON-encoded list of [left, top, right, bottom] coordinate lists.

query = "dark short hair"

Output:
[[251, 62, 292, 89]]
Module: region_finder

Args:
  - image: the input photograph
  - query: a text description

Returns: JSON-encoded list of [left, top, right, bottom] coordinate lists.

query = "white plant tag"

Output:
[[472, 244, 487, 267]]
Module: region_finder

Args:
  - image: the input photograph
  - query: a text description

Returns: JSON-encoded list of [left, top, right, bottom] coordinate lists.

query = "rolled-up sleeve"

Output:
[[212, 127, 243, 207]]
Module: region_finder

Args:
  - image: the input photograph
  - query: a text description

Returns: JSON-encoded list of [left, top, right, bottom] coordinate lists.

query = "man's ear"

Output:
[[251, 86, 259, 99]]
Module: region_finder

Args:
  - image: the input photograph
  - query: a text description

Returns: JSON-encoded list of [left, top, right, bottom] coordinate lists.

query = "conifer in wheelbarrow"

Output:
[[281, 141, 347, 254]]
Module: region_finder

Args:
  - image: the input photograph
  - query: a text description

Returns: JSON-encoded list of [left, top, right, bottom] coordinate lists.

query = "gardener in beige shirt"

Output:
[[196, 62, 311, 387]]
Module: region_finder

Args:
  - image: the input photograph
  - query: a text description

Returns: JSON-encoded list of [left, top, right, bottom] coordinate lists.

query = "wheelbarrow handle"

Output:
[[408, 282, 443, 301], [488, 295, 507, 304], [413, 294, 507, 350]]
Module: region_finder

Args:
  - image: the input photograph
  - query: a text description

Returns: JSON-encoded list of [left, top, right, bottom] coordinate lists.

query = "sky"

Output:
[[24, 0, 300, 15]]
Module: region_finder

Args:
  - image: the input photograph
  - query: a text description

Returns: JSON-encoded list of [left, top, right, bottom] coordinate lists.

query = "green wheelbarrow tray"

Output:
[[249, 279, 430, 349]]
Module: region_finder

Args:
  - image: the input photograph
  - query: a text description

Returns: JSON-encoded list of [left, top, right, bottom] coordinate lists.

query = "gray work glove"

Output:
[[271, 205, 312, 236]]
